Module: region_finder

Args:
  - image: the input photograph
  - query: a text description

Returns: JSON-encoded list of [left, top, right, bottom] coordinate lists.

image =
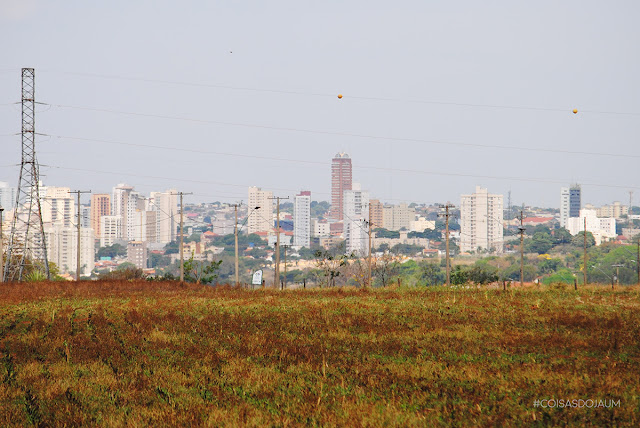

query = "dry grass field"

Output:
[[0, 281, 638, 426]]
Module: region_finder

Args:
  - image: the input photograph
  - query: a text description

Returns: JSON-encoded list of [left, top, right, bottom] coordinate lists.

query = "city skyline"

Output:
[[0, 2, 638, 208]]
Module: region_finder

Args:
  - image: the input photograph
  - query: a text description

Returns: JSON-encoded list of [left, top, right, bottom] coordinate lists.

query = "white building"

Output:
[[293, 191, 311, 248], [344, 184, 369, 257], [584, 202, 629, 219], [382, 203, 415, 231], [112, 184, 135, 240], [100, 215, 123, 247], [312, 219, 331, 237], [460, 186, 504, 253], [149, 190, 178, 244], [560, 185, 581, 228], [410, 217, 436, 233], [0, 181, 16, 209], [41, 186, 74, 228], [45, 225, 95, 276], [567, 209, 616, 245], [248, 186, 273, 234]]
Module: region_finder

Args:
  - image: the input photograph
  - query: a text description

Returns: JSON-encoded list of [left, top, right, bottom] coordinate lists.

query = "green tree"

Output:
[[419, 262, 444, 286], [374, 228, 400, 239], [525, 232, 553, 254], [183, 256, 222, 284], [572, 231, 595, 248], [96, 243, 126, 260]]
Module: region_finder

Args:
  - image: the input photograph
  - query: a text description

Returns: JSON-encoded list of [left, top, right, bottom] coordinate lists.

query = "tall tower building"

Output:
[[112, 183, 134, 240], [460, 186, 504, 254], [149, 190, 178, 244], [344, 183, 369, 256], [329, 152, 352, 221], [293, 191, 311, 248], [41, 186, 74, 228], [569, 185, 581, 218], [560, 184, 581, 228], [248, 186, 273, 234], [91, 194, 111, 238]]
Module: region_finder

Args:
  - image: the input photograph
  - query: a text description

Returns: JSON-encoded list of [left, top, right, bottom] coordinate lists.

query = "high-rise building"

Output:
[[344, 183, 369, 256], [329, 152, 352, 222], [40, 186, 74, 228], [127, 241, 148, 269], [45, 225, 95, 276], [369, 199, 383, 230], [460, 186, 504, 254], [560, 187, 570, 228], [248, 186, 274, 234], [0, 181, 16, 210], [100, 215, 122, 247], [293, 191, 311, 248], [560, 184, 581, 228], [91, 194, 111, 238], [112, 183, 135, 240], [382, 203, 415, 231], [149, 190, 178, 244]]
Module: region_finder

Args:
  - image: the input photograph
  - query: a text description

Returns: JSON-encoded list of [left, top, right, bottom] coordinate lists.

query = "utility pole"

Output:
[[583, 217, 588, 286], [269, 196, 289, 288], [231, 203, 241, 286], [367, 219, 373, 288], [438, 204, 455, 286], [179, 191, 192, 282], [612, 264, 624, 289], [519, 211, 525, 287], [0, 207, 4, 283], [283, 244, 289, 289], [637, 238, 639, 286], [70, 190, 90, 281]]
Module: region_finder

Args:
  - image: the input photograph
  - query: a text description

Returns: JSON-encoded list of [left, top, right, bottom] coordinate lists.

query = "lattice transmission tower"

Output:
[[2, 68, 50, 282]]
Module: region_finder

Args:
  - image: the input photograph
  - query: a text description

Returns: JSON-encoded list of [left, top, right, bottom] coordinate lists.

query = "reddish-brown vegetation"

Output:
[[0, 281, 638, 426]]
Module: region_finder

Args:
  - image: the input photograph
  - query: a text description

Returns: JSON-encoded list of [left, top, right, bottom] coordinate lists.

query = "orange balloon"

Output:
[[337, 94, 343, 99], [572, 109, 578, 114]]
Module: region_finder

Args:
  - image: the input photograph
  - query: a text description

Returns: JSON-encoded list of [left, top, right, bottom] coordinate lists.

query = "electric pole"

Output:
[[438, 204, 455, 286], [269, 196, 289, 288], [0, 207, 4, 283], [583, 217, 587, 286], [637, 238, 639, 286], [70, 190, 90, 281], [231, 203, 241, 286], [367, 219, 373, 288], [519, 211, 525, 287], [283, 244, 289, 289], [179, 191, 192, 282]]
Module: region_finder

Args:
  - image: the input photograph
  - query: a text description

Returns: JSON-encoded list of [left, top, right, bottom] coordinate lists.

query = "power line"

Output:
[[38, 157, 640, 193], [40, 69, 640, 116], [46, 107, 640, 159]]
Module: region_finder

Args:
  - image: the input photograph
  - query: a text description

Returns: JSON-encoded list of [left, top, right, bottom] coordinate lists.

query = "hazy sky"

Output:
[[1, 1, 638, 209]]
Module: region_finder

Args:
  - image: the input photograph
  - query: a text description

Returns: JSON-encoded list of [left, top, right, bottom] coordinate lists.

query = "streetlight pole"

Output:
[[233, 205, 261, 287]]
